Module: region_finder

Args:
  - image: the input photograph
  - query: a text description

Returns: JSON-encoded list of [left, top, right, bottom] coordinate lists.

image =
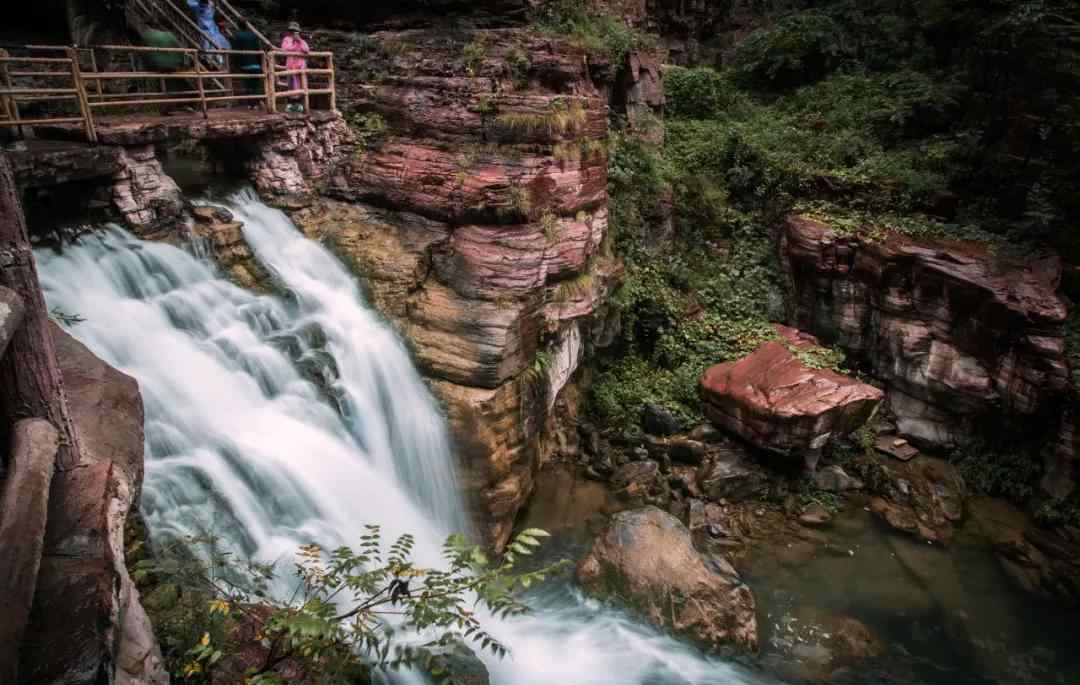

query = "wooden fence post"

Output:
[[328, 52, 336, 112], [302, 62, 310, 113], [0, 53, 23, 138], [194, 50, 208, 119], [67, 48, 96, 143], [267, 51, 277, 113]]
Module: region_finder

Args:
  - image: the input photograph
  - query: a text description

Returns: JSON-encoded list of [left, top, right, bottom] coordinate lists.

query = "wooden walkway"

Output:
[[0, 44, 336, 144]]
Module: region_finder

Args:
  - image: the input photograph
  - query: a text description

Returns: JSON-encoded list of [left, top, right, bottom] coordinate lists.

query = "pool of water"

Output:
[[525, 466, 1080, 685]]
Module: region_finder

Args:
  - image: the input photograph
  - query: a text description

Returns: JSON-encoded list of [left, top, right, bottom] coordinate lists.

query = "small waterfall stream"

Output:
[[37, 191, 769, 685]]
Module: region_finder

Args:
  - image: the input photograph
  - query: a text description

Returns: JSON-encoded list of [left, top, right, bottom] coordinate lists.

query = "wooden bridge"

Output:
[[0, 43, 337, 144]]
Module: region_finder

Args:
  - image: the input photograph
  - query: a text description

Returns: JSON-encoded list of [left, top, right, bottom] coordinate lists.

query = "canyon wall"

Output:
[[780, 215, 1076, 493], [290, 27, 627, 549]]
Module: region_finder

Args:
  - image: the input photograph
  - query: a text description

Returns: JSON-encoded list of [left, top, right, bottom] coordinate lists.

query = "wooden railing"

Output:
[[0, 44, 336, 143]]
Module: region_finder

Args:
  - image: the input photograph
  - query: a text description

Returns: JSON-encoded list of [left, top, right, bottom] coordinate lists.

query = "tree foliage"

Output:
[[135, 527, 567, 684]]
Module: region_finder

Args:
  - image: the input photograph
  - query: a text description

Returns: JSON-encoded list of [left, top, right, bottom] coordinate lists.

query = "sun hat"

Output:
[[287, 21, 301, 32]]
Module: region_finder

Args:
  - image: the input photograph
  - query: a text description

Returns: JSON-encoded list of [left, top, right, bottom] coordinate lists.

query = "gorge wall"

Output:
[[780, 215, 1078, 496], [287, 26, 631, 550]]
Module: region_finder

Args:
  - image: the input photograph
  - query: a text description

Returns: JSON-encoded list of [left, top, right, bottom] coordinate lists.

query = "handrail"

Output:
[[218, 0, 275, 50], [0, 43, 337, 142]]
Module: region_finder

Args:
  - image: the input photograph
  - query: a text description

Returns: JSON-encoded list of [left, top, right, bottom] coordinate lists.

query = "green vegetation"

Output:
[[497, 98, 587, 138], [952, 444, 1043, 503], [137, 527, 565, 684], [532, 0, 653, 73], [462, 34, 488, 76], [589, 0, 1080, 435]]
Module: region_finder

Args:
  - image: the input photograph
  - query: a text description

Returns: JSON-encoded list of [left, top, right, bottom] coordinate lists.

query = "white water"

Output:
[[38, 191, 770, 685]]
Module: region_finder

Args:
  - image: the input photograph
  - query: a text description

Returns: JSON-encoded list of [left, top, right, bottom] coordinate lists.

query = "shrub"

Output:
[[137, 528, 567, 684], [533, 0, 652, 72], [664, 66, 745, 120], [731, 13, 849, 88]]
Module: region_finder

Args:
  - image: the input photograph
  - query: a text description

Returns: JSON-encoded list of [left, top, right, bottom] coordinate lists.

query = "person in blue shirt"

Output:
[[186, 0, 229, 53]]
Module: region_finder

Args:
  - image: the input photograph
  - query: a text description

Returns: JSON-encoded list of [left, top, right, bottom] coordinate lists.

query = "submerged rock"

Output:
[[698, 327, 883, 460], [969, 497, 1080, 606], [577, 506, 758, 653], [860, 455, 964, 544], [767, 607, 886, 682]]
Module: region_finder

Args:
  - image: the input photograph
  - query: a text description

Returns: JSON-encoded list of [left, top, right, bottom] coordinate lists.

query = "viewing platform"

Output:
[[0, 44, 337, 145]]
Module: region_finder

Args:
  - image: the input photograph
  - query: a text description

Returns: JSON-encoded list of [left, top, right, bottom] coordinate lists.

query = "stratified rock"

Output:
[[578, 506, 758, 653], [698, 327, 883, 458], [19, 325, 167, 685], [294, 28, 619, 549], [7, 140, 125, 189], [247, 114, 350, 207], [781, 215, 1068, 452], [110, 144, 183, 233], [431, 378, 536, 552]]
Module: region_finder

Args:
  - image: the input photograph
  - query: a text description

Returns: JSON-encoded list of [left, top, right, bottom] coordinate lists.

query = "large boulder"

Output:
[[577, 506, 758, 653], [698, 327, 883, 459], [19, 325, 166, 685]]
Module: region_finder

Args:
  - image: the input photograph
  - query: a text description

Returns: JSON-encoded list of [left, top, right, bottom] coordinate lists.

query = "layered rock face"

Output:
[[19, 325, 166, 685], [297, 28, 622, 549], [698, 325, 883, 461], [780, 215, 1070, 452], [578, 506, 758, 653]]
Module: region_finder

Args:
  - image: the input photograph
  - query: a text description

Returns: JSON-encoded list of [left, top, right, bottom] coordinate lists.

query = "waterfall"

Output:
[[37, 191, 770, 685]]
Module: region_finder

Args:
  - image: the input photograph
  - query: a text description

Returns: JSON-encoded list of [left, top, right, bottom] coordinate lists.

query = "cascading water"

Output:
[[37, 190, 771, 685]]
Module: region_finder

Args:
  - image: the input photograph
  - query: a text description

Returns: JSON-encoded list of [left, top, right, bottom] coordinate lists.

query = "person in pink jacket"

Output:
[[280, 21, 310, 112]]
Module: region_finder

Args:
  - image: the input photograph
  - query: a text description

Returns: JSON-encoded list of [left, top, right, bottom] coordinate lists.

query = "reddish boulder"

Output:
[[698, 327, 883, 458]]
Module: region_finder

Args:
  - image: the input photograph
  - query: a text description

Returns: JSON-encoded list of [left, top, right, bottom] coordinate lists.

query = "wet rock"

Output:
[[578, 506, 758, 653], [769, 608, 886, 682], [799, 503, 833, 527], [610, 460, 668, 506], [874, 435, 919, 462], [869, 455, 963, 543], [699, 326, 883, 461], [814, 465, 864, 493], [0, 419, 58, 682], [696, 450, 770, 504], [667, 437, 709, 465], [643, 403, 684, 436], [190, 203, 255, 272], [688, 423, 725, 443], [669, 466, 700, 498], [968, 497, 1080, 606]]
